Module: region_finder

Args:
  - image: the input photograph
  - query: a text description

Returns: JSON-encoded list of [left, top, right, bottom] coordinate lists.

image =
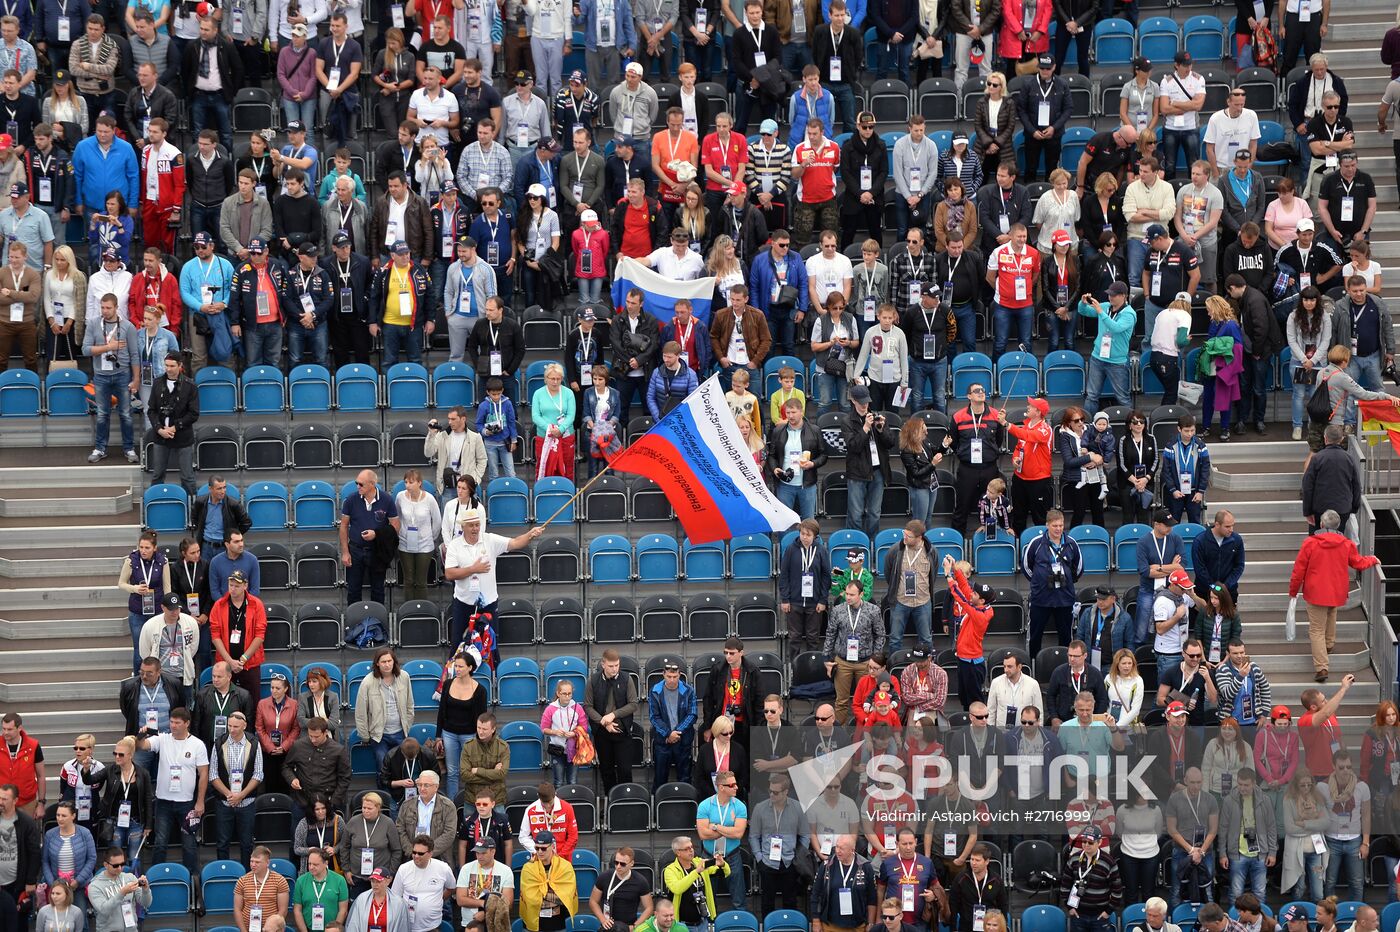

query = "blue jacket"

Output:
[[1134, 529, 1182, 591], [787, 88, 835, 149], [1191, 529, 1245, 596], [1055, 427, 1099, 485], [41, 825, 97, 887], [1004, 725, 1064, 791], [1020, 531, 1082, 607], [577, 0, 638, 52], [71, 134, 138, 215], [660, 316, 713, 374], [778, 537, 831, 607], [647, 678, 698, 745], [475, 396, 518, 444], [1075, 297, 1135, 364], [467, 210, 515, 278], [1159, 437, 1211, 499], [749, 248, 809, 317], [822, 0, 866, 29], [645, 363, 699, 419], [37, 0, 90, 46], [280, 263, 335, 325]]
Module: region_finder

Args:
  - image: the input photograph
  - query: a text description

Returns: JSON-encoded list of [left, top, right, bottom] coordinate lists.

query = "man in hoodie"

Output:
[[1289, 510, 1380, 681], [837, 114, 887, 249], [1226, 273, 1283, 435]]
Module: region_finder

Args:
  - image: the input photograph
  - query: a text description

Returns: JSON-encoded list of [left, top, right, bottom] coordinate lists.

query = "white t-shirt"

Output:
[[1343, 261, 1381, 290], [444, 533, 510, 605], [392, 858, 457, 932], [1149, 306, 1194, 358], [648, 247, 705, 281], [148, 733, 209, 801], [1160, 71, 1206, 131], [805, 252, 854, 307], [1152, 592, 1190, 654], [409, 88, 460, 147], [455, 861, 513, 927], [1203, 108, 1261, 169]]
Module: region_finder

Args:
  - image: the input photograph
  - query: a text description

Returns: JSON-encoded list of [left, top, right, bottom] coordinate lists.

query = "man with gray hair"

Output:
[[1289, 508, 1381, 681], [1302, 425, 1361, 533]]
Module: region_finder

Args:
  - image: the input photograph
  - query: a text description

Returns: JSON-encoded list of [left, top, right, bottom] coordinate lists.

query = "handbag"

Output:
[[822, 349, 846, 378], [1176, 380, 1204, 405], [1293, 366, 1317, 385], [1014, 55, 1039, 75]]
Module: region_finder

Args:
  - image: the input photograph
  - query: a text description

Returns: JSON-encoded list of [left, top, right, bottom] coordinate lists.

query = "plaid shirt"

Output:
[[455, 141, 515, 198]]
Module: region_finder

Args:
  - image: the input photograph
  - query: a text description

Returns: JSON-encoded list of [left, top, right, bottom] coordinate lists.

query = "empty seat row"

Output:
[[194, 363, 476, 414]]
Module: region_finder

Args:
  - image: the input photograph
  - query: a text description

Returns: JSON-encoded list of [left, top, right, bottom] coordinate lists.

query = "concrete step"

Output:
[[0, 485, 136, 518], [0, 465, 143, 490], [0, 606, 128, 640], [4, 583, 131, 613], [0, 547, 127, 578], [0, 647, 130, 676], [1243, 639, 1371, 673]]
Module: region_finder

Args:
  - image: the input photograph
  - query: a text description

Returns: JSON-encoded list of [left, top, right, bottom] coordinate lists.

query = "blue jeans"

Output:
[[953, 303, 977, 353], [814, 370, 849, 415], [243, 321, 284, 368], [441, 729, 469, 802], [485, 443, 513, 482], [1049, 311, 1076, 350], [282, 97, 317, 147], [127, 612, 145, 673], [653, 738, 692, 791], [880, 39, 914, 83], [92, 369, 134, 454], [1168, 845, 1215, 908], [910, 486, 931, 527], [111, 822, 145, 870], [372, 730, 405, 774], [1142, 300, 1166, 348], [215, 800, 255, 864], [1085, 357, 1130, 414], [889, 601, 933, 651], [192, 89, 233, 154], [1131, 587, 1157, 648], [775, 481, 817, 520], [1162, 127, 1199, 180], [550, 752, 578, 788], [822, 82, 857, 134], [846, 474, 884, 540], [190, 201, 222, 250], [909, 357, 947, 412], [894, 192, 934, 240], [768, 308, 798, 357], [578, 277, 604, 303], [1293, 848, 1325, 900], [780, 40, 812, 75], [1326, 836, 1364, 900], [1127, 238, 1150, 285], [382, 323, 421, 366], [287, 320, 328, 367], [992, 303, 1033, 358], [1229, 854, 1267, 899], [1346, 352, 1383, 425], [151, 797, 199, 876], [1156, 651, 1183, 686], [1292, 380, 1312, 428]]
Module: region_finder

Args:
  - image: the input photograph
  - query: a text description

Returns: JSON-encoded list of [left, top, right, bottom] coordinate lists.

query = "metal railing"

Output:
[[1352, 440, 1398, 702]]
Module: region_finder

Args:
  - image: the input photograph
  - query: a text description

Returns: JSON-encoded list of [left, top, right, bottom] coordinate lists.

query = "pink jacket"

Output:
[[997, 0, 1052, 61], [277, 42, 320, 100], [570, 227, 610, 279]]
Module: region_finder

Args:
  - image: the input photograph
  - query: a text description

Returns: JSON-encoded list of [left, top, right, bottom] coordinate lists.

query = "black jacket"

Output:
[[318, 252, 373, 325], [777, 538, 832, 607], [810, 24, 863, 90], [191, 683, 256, 749], [707, 203, 769, 266], [611, 310, 662, 374], [764, 420, 827, 488], [838, 131, 890, 211], [146, 373, 198, 447], [82, 760, 154, 831], [701, 656, 764, 735], [975, 181, 1030, 256], [180, 34, 244, 104], [1046, 665, 1108, 724], [231, 257, 292, 329], [378, 746, 439, 805], [608, 196, 667, 256], [118, 671, 185, 736], [1302, 442, 1362, 518], [1, 807, 40, 885], [949, 869, 1009, 932], [842, 408, 895, 482], [466, 314, 525, 375], [1052, 0, 1097, 32], [902, 301, 957, 359], [192, 494, 252, 544], [1235, 284, 1284, 359], [729, 21, 782, 88], [1016, 76, 1072, 136]]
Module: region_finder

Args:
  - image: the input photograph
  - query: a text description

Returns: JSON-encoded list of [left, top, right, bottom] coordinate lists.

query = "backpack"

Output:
[[1253, 22, 1277, 69], [345, 615, 388, 649], [1306, 372, 1335, 425]]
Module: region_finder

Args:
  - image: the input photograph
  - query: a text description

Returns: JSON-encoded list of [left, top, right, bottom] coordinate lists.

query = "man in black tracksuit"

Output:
[[837, 120, 888, 249], [945, 387, 1005, 534]]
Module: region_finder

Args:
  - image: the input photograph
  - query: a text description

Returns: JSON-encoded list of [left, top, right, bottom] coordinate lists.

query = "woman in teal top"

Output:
[[531, 362, 577, 481]]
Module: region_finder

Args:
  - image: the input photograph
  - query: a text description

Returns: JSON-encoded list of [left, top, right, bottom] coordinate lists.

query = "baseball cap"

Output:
[[102, 247, 120, 260], [534, 830, 556, 846], [728, 181, 746, 197], [1297, 217, 1315, 232], [8, 181, 25, 198], [286, 119, 306, 133], [370, 868, 389, 881], [1132, 56, 1151, 72], [457, 235, 477, 250], [1280, 906, 1308, 925], [848, 383, 872, 403], [291, 22, 308, 36], [1168, 568, 1193, 589], [0, 134, 12, 150], [514, 70, 534, 85], [228, 570, 249, 584], [1167, 700, 1188, 718], [1271, 705, 1292, 721], [331, 230, 351, 247], [527, 183, 548, 199], [53, 69, 70, 84], [973, 583, 995, 602], [1079, 825, 1103, 843], [568, 69, 586, 85], [298, 242, 319, 257], [759, 118, 779, 135], [1152, 508, 1176, 526], [441, 178, 457, 193], [193, 231, 213, 247], [909, 646, 931, 660], [1107, 281, 1131, 298], [1146, 223, 1170, 240], [1174, 50, 1192, 64], [1051, 229, 1072, 247], [625, 61, 643, 75], [614, 135, 635, 148], [162, 592, 183, 609], [846, 548, 866, 564], [537, 136, 560, 153], [1037, 53, 1055, 69], [391, 240, 411, 255], [473, 838, 495, 852], [951, 132, 968, 145], [577, 307, 596, 322], [969, 38, 985, 63], [1095, 585, 1116, 598], [1028, 397, 1050, 417], [247, 238, 267, 254], [581, 209, 599, 223]]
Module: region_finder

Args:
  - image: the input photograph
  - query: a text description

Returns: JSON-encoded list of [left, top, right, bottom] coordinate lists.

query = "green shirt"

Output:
[[292, 869, 350, 931], [829, 567, 873, 603], [635, 918, 689, 932]]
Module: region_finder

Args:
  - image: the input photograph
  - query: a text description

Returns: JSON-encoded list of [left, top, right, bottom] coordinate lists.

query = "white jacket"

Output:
[[137, 613, 201, 686]]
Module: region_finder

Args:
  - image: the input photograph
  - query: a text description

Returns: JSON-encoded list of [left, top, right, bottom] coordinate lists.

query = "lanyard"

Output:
[[214, 691, 231, 715], [364, 815, 380, 846], [1174, 441, 1196, 476], [250, 871, 270, 903], [336, 259, 351, 286], [141, 685, 161, 706], [330, 39, 346, 68], [1076, 853, 1098, 884], [339, 201, 353, 230], [836, 858, 856, 889], [1183, 792, 1203, 829], [800, 546, 816, 573]]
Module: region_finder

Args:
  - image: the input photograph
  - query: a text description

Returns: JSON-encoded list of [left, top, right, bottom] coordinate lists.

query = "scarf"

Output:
[[1295, 788, 1321, 820], [1328, 767, 1357, 807], [943, 196, 965, 232]]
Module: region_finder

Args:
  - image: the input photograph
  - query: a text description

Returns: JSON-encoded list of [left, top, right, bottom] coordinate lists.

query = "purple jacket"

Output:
[[276, 41, 319, 100]]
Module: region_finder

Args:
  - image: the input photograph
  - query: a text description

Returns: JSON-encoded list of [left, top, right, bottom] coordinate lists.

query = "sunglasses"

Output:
[[814, 714, 833, 722], [986, 81, 1002, 87], [773, 242, 790, 249], [719, 782, 738, 788], [614, 860, 631, 866], [884, 916, 903, 921], [413, 850, 431, 857], [971, 713, 988, 720], [1185, 652, 1203, 659], [74, 745, 92, 751]]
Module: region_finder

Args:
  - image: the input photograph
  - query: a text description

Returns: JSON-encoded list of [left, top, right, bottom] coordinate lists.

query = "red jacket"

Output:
[[209, 592, 269, 669], [1008, 417, 1053, 480], [951, 567, 993, 661], [852, 674, 903, 727], [522, 798, 579, 858], [1289, 531, 1379, 608], [140, 141, 185, 213], [0, 728, 41, 805], [997, 0, 1052, 60], [126, 268, 182, 333]]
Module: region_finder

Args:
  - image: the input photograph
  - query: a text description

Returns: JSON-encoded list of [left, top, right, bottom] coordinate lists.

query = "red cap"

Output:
[[1271, 705, 1292, 720], [1028, 398, 1050, 417], [1168, 568, 1193, 589], [1167, 701, 1188, 717]]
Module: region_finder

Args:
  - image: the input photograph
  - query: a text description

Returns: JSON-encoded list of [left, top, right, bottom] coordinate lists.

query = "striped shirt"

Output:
[[745, 139, 792, 198], [1057, 851, 1123, 914]]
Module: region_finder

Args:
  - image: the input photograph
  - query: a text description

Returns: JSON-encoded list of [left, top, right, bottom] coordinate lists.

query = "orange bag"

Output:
[[571, 724, 596, 766]]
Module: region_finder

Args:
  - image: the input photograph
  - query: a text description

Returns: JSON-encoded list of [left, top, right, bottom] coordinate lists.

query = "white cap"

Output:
[[458, 507, 484, 526], [527, 183, 548, 198], [625, 62, 644, 75], [581, 209, 598, 223], [1296, 217, 1315, 232]]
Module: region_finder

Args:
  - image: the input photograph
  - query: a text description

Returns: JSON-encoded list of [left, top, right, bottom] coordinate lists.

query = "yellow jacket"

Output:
[[519, 856, 578, 931], [663, 856, 729, 923]]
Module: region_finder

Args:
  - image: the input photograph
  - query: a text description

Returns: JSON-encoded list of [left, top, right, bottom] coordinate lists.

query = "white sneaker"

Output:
[[1292, 427, 1302, 441], [87, 448, 106, 463]]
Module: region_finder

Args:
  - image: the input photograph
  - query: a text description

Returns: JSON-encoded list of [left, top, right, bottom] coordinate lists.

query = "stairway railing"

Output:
[[1354, 444, 1398, 701]]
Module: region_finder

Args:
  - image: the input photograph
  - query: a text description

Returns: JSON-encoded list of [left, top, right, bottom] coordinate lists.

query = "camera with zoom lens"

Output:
[[428, 418, 441, 431], [103, 352, 118, 366], [1050, 566, 1065, 589], [776, 467, 796, 483], [484, 423, 503, 436]]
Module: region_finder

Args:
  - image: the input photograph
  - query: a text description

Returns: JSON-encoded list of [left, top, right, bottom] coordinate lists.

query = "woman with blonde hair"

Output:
[[1199, 294, 1244, 440], [1032, 168, 1080, 253], [345, 791, 400, 895], [1282, 766, 1329, 899], [80, 736, 150, 864], [44, 244, 85, 365], [676, 183, 708, 252], [372, 28, 417, 136], [42, 76, 88, 140], [1105, 649, 1144, 728], [972, 72, 1016, 176], [697, 715, 749, 801], [531, 362, 576, 480], [706, 234, 745, 304]]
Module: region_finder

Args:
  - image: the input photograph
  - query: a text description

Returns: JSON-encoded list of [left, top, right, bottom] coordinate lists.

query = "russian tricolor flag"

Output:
[[609, 256, 717, 325], [608, 375, 800, 544]]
